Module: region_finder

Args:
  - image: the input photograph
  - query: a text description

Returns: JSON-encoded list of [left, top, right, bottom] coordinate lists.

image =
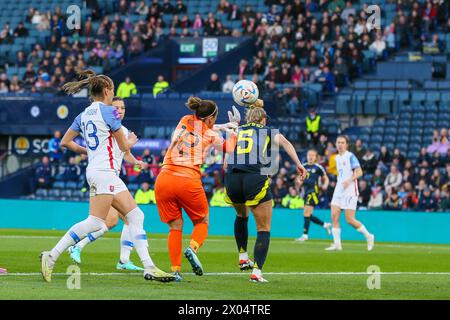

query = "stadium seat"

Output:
[[65, 181, 78, 189], [52, 181, 65, 189], [60, 189, 72, 198], [364, 94, 378, 115], [336, 95, 350, 114], [48, 189, 61, 197], [35, 189, 48, 198], [128, 183, 139, 191]]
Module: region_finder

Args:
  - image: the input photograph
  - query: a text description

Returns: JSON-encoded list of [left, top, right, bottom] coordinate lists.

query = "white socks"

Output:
[[357, 224, 371, 240], [120, 224, 134, 264], [50, 215, 106, 264], [331, 227, 341, 247], [239, 252, 249, 261], [76, 224, 109, 250], [126, 207, 154, 269]]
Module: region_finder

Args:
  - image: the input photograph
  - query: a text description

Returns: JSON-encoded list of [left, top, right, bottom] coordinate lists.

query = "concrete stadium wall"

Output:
[[1, 199, 450, 244]]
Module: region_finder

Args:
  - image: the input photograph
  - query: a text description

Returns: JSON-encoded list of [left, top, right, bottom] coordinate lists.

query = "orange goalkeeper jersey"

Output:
[[162, 115, 236, 178]]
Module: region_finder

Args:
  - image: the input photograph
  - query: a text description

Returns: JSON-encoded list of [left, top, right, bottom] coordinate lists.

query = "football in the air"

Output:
[[232, 80, 259, 107]]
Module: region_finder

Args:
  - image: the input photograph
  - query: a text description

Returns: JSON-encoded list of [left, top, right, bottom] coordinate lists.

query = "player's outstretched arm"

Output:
[[60, 128, 87, 155], [274, 133, 306, 179], [124, 151, 147, 169], [113, 128, 138, 152]]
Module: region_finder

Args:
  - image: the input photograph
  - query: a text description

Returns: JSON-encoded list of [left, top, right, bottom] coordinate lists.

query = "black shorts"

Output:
[[224, 171, 272, 206], [304, 191, 319, 207]]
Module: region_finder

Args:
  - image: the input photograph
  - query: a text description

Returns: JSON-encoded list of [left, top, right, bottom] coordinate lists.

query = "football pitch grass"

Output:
[[1, 229, 450, 300]]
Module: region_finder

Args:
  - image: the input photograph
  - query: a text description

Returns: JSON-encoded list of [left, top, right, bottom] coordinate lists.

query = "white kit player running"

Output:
[[40, 69, 174, 282], [325, 135, 375, 251], [68, 96, 146, 271]]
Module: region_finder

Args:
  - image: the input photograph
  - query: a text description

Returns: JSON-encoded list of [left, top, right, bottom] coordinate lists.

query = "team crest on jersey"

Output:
[[89, 184, 97, 197], [110, 185, 114, 192]]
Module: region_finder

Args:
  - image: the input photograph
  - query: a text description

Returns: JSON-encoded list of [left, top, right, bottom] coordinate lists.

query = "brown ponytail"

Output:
[[185, 96, 218, 120], [63, 69, 114, 99]]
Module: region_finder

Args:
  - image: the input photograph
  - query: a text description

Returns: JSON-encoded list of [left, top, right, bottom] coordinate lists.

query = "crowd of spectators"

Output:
[[1, 0, 449, 98], [29, 125, 450, 212]]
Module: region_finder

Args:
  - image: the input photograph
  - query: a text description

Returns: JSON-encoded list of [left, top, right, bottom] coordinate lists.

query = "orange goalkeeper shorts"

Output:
[[154, 167, 209, 223]]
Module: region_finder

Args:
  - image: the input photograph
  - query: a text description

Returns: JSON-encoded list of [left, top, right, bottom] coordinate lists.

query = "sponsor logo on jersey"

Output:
[[109, 185, 114, 193]]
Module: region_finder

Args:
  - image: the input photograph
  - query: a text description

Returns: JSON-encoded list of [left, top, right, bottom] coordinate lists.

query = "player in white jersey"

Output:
[[325, 135, 375, 251], [40, 69, 175, 282], [68, 97, 145, 271]]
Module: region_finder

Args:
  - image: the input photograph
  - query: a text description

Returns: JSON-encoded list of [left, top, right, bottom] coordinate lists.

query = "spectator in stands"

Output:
[[357, 180, 371, 210], [9, 74, 24, 93], [228, 4, 242, 21], [48, 130, 62, 162], [350, 139, 366, 160], [368, 186, 383, 210], [237, 59, 249, 77], [392, 148, 406, 168], [440, 186, 450, 211], [174, 0, 187, 14], [418, 188, 438, 212], [361, 148, 377, 174], [206, 73, 221, 92], [62, 157, 81, 182], [369, 32, 387, 58], [305, 108, 321, 147], [378, 145, 392, 167], [384, 165, 403, 194], [316, 134, 328, 156], [222, 75, 235, 93], [136, 0, 149, 15], [383, 189, 403, 211], [402, 182, 419, 211], [427, 129, 450, 155], [272, 177, 288, 207], [417, 147, 432, 165], [31, 156, 52, 193], [282, 186, 304, 209], [134, 182, 155, 205], [210, 187, 230, 207], [116, 76, 137, 99], [14, 22, 29, 38], [141, 149, 155, 165], [153, 75, 169, 97], [333, 57, 349, 88]]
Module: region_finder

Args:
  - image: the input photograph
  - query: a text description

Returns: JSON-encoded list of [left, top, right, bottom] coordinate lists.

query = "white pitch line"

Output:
[[4, 272, 450, 277], [1, 235, 450, 250]]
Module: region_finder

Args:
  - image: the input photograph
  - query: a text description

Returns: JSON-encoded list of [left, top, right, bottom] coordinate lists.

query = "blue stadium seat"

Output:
[[65, 181, 78, 189], [336, 95, 350, 114], [60, 189, 73, 198], [397, 127, 410, 136], [371, 126, 384, 135], [35, 189, 48, 197], [48, 189, 61, 197], [128, 183, 139, 192], [384, 127, 397, 135], [353, 80, 367, 89], [381, 80, 395, 89], [370, 134, 383, 143], [397, 135, 409, 144], [424, 80, 438, 89], [383, 135, 396, 143], [379, 94, 394, 114], [52, 181, 65, 189], [364, 94, 378, 115]]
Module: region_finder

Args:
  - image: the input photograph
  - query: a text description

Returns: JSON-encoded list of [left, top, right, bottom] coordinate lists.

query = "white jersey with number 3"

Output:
[[70, 101, 122, 174], [334, 151, 361, 197]]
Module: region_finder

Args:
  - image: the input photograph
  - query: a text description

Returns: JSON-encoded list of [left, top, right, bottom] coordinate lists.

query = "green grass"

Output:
[[1, 229, 450, 299]]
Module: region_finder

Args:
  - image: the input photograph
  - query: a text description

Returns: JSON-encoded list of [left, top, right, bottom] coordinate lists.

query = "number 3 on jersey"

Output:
[[82, 120, 99, 150]]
